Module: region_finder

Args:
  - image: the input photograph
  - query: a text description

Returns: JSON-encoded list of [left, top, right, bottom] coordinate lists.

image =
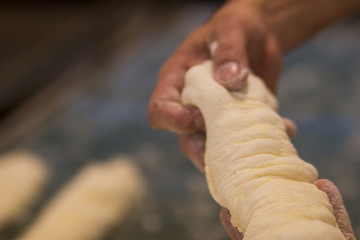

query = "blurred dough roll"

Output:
[[0, 151, 48, 228], [18, 157, 145, 240]]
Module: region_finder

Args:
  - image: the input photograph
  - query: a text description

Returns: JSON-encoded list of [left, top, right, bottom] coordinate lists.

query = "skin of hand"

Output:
[[148, 0, 284, 169], [148, 0, 360, 238], [148, 0, 360, 168]]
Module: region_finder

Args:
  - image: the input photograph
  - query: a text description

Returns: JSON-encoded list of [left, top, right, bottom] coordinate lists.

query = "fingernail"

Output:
[[217, 62, 249, 90], [216, 62, 238, 83], [235, 68, 250, 89], [209, 41, 218, 56]]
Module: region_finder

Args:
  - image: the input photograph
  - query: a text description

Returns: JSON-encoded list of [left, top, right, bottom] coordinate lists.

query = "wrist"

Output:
[[252, 0, 360, 52]]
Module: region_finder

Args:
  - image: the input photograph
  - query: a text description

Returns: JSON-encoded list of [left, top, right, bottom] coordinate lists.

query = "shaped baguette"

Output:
[[181, 61, 345, 240], [0, 151, 48, 229], [18, 157, 145, 240]]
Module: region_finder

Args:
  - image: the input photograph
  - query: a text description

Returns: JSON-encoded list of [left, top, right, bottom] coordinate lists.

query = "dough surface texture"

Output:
[[18, 157, 145, 240], [181, 61, 345, 240]]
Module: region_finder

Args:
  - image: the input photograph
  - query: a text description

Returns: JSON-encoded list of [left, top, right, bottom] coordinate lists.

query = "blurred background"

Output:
[[0, 0, 359, 239]]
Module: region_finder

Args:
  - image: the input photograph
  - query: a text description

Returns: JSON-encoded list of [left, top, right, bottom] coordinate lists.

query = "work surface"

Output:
[[0, 2, 360, 239]]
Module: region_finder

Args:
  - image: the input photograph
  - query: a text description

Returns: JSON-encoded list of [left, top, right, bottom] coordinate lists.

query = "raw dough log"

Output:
[[18, 157, 145, 240], [0, 151, 48, 229], [181, 61, 345, 240]]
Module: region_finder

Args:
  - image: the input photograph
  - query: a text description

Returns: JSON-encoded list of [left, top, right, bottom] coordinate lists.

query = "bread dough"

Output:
[[181, 61, 345, 240], [0, 151, 48, 228], [18, 157, 145, 240]]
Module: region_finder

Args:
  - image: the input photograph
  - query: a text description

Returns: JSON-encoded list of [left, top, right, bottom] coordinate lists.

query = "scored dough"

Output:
[[0, 151, 48, 229], [181, 61, 345, 240], [17, 157, 145, 240]]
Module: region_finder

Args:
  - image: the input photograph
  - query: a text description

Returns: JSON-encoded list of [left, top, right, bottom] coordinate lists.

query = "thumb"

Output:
[[220, 208, 243, 240], [314, 179, 356, 240], [209, 24, 250, 91]]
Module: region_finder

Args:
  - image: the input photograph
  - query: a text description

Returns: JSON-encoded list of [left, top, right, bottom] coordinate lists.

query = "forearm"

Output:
[[253, 0, 360, 52]]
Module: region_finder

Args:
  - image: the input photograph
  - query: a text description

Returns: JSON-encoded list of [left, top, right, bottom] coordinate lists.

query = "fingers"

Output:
[[209, 17, 250, 91], [282, 117, 297, 138], [178, 132, 206, 173], [314, 179, 355, 240], [251, 35, 282, 92], [148, 98, 204, 134], [220, 208, 244, 240], [148, 33, 208, 134]]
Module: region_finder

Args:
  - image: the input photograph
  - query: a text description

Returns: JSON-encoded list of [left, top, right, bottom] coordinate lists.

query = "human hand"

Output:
[[148, 0, 283, 170], [148, 0, 359, 238], [148, 0, 360, 140], [220, 179, 356, 240]]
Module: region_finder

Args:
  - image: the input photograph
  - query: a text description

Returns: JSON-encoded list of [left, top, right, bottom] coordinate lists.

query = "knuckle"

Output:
[[147, 114, 159, 129], [215, 42, 243, 62], [225, 15, 245, 27], [216, 14, 247, 33], [147, 101, 162, 129], [217, 42, 237, 54]]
